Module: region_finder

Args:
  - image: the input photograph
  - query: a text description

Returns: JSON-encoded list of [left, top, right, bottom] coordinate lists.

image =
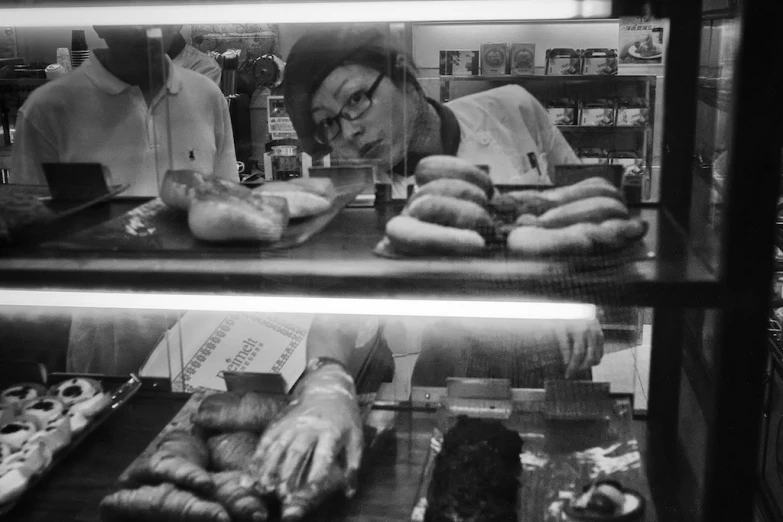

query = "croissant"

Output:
[[100, 483, 230, 522], [211, 471, 268, 522], [280, 466, 347, 522], [207, 431, 259, 472], [119, 430, 213, 495], [192, 392, 289, 433]]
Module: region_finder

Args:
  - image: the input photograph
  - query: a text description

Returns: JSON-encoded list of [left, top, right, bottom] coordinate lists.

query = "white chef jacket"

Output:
[[11, 50, 237, 196], [381, 85, 579, 197], [172, 44, 222, 85]]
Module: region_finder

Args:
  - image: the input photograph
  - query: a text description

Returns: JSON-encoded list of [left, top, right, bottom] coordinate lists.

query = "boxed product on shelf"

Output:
[[580, 100, 616, 126], [546, 98, 578, 126], [480, 43, 509, 75], [610, 151, 643, 168], [581, 48, 618, 75], [545, 48, 581, 75], [578, 148, 609, 164], [439, 50, 479, 76], [510, 43, 535, 74], [616, 98, 649, 126]]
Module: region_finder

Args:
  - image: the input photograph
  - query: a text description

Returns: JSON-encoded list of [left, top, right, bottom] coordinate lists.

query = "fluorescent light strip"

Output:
[[0, 290, 596, 321], [0, 1, 610, 26]]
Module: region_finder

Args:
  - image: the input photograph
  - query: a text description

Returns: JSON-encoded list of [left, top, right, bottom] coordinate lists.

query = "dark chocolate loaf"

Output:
[[426, 416, 523, 522]]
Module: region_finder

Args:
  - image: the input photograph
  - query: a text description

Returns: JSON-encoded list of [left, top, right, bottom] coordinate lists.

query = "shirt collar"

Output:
[[390, 98, 462, 176], [83, 49, 183, 96]]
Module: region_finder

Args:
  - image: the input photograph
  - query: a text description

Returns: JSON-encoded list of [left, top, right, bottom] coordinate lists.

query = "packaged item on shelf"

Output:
[[480, 43, 509, 75], [545, 48, 581, 75], [510, 43, 535, 74], [546, 98, 578, 126], [579, 148, 609, 164], [609, 151, 642, 168], [580, 100, 616, 126], [616, 98, 649, 126], [581, 48, 618, 75], [439, 50, 479, 76], [622, 165, 645, 204]]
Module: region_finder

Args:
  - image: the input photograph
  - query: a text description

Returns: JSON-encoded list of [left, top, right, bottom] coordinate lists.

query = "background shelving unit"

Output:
[[438, 73, 656, 176]]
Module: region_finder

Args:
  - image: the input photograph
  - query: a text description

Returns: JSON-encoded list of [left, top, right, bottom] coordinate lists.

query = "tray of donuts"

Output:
[[0, 372, 142, 513], [373, 156, 652, 261]]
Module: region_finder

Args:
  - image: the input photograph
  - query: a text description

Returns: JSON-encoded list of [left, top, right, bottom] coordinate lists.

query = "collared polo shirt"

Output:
[[11, 50, 236, 197]]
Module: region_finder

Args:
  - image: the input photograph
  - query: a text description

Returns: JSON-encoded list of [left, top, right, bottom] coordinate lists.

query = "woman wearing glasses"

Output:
[[283, 25, 578, 198], [251, 26, 599, 517]]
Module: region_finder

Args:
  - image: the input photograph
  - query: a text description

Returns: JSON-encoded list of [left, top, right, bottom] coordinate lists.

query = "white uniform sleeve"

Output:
[[526, 88, 580, 177], [10, 109, 58, 185], [191, 57, 222, 86], [213, 97, 239, 181]]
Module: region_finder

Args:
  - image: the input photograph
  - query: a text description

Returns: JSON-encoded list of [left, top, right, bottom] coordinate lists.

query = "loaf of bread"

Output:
[[415, 155, 494, 199], [256, 179, 334, 219], [408, 179, 489, 207], [403, 195, 496, 241], [507, 218, 648, 256], [188, 189, 290, 243], [386, 216, 486, 256], [523, 197, 629, 229]]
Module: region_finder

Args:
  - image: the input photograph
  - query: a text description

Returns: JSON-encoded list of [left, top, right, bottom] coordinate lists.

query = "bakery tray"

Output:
[[0, 373, 143, 516], [410, 395, 647, 522], [45, 174, 368, 252], [0, 184, 128, 246]]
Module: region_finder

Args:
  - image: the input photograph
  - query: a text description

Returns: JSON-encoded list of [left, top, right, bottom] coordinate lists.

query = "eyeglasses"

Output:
[[313, 73, 385, 145]]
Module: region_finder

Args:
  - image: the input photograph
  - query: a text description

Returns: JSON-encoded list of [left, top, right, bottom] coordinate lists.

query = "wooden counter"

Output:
[[1, 391, 673, 522], [0, 195, 719, 307]]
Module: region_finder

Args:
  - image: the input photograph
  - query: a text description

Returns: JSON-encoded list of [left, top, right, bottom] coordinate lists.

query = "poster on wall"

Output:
[[619, 16, 666, 64], [0, 27, 17, 59]]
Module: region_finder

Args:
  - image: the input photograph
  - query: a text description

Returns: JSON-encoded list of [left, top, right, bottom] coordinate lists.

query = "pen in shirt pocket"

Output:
[[527, 152, 543, 178]]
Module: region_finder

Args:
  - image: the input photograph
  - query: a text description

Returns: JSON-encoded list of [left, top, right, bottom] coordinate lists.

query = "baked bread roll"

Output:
[[207, 431, 259, 472], [0, 416, 40, 451], [192, 392, 289, 433], [415, 155, 494, 199], [50, 377, 103, 407], [1, 384, 47, 407], [256, 181, 332, 219], [507, 218, 648, 256], [523, 197, 629, 229], [100, 483, 231, 522], [0, 467, 29, 505], [490, 191, 558, 222], [29, 414, 72, 453], [188, 189, 290, 243], [403, 195, 496, 241], [540, 177, 622, 205], [160, 170, 208, 211], [386, 216, 486, 256], [21, 397, 66, 425], [408, 179, 488, 207], [210, 471, 268, 522]]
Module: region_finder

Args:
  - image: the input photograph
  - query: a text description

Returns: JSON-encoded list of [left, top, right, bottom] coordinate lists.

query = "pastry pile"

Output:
[[160, 170, 337, 243], [381, 155, 648, 257], [101, 391, 347, 522], [0, 378, 111, 505]]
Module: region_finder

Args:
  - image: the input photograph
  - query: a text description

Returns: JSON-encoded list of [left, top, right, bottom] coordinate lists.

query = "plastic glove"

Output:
[[252, 362, 362, 508], [547, 318, 605, 378]]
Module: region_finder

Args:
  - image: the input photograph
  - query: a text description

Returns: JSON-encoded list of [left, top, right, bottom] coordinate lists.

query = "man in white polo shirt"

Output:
[[11, 24, 236, 195], [10, 25, 237, 375]]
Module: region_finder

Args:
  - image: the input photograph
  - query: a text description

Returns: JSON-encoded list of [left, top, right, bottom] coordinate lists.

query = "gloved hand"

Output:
[[252, 360, 363, 518], [547, 317, 605, 379]]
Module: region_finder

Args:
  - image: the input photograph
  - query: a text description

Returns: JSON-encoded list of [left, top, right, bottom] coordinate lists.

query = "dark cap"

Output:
[[283, 24, 418, 158]]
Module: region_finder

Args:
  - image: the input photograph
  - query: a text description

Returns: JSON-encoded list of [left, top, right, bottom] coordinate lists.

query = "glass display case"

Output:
[[0, 0, 781, 521]]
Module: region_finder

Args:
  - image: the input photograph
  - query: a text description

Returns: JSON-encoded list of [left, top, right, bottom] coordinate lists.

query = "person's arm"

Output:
[[10, 109, 58, 185], [305, 314, 365, 364], [212, 96, 239, 181]]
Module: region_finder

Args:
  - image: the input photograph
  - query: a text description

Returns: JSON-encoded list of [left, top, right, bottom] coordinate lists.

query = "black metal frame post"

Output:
[[703, 0, 783, 518], [647, 0, 703, 469]]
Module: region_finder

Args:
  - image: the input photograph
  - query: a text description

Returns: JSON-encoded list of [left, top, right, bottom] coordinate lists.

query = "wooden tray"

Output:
[[0, 184, 128, 245], [0, 373, 142, 516], [47, 174, 368, 252], [410, 395, 649, 522]]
